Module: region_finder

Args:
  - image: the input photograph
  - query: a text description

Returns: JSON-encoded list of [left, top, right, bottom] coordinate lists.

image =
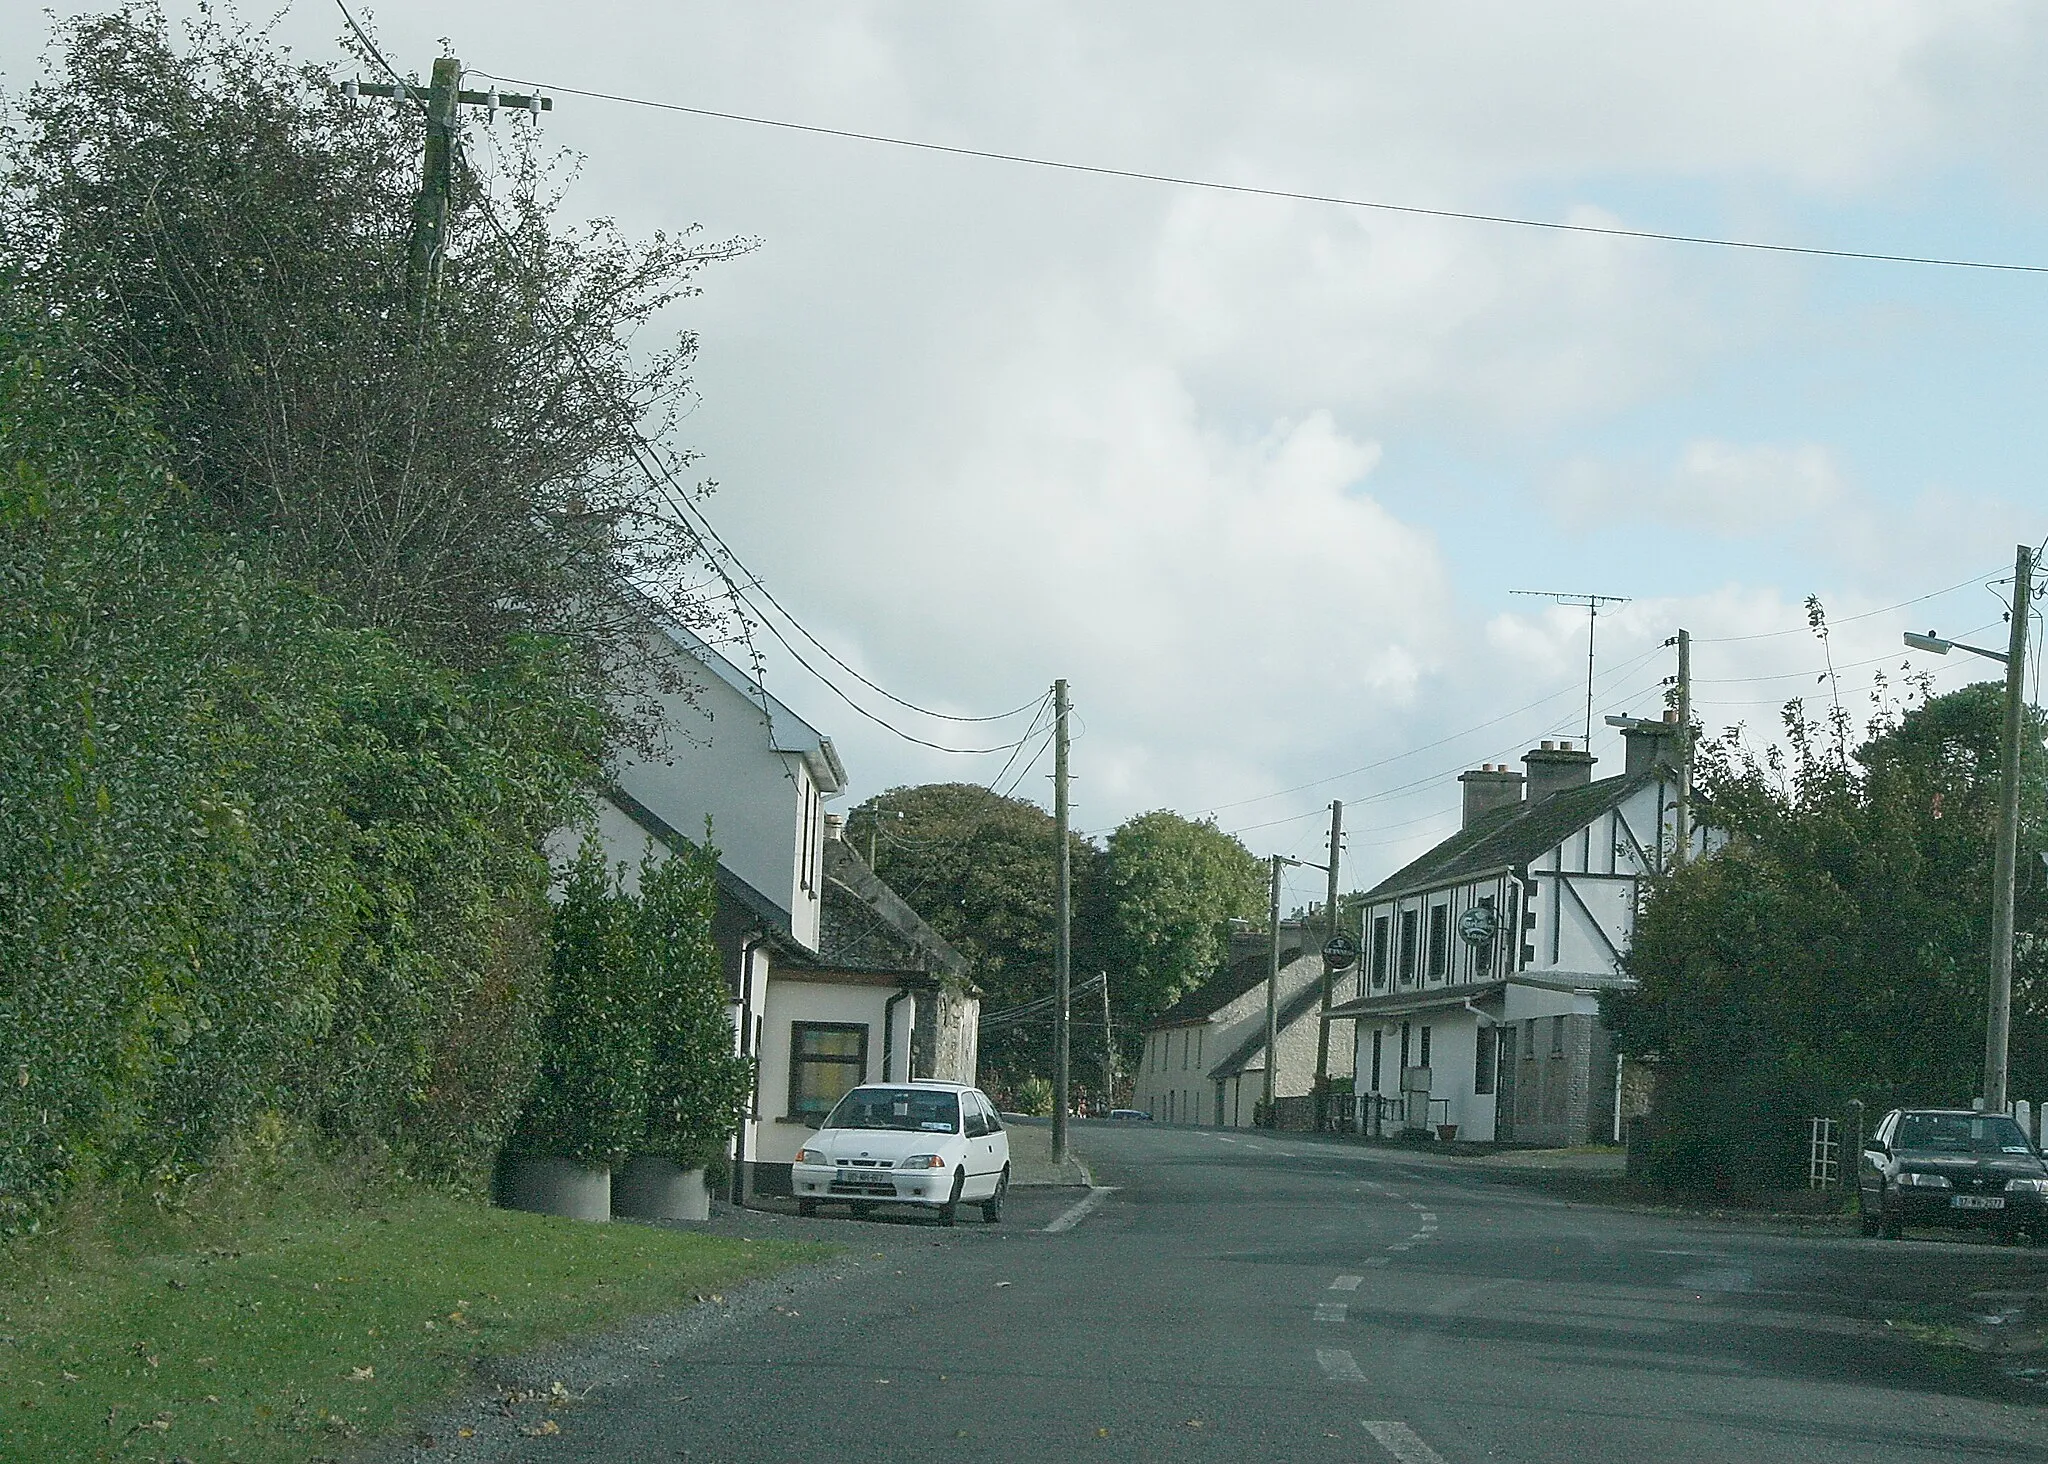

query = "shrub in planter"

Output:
[[615, 841, 752, 1221], [503, 838, 648, 1216]]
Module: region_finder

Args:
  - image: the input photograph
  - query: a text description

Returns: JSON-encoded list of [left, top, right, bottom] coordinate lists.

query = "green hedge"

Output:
[[0, 303, 602, 1227], [509, 836, 751, 1169]]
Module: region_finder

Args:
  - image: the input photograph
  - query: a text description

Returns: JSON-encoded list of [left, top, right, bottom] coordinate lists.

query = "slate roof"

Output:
[[818, 839, 974, 990], [1206, 955, 1326, 1080], [1361, 767, 1660, 902], [1151, 948, 1305, 1028]]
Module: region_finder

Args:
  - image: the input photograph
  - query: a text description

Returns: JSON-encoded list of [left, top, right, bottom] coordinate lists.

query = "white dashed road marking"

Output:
[[1043, 1187, 1118, 1233], [1330, 1275, 1363, 1291], [1317, 1348, 1366, 1382], [1419, 1213, 1437, 1223], [1363, 1257, 1390, 1268], [1388, 1242, 1412, 1251], [1315, 1301, 1348, 1323], [1363, 1420, 1450, 1464]]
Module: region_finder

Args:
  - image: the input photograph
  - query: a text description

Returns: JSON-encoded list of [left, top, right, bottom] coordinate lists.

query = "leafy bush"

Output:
[[1014, 1077, 1055, 1118], [637, 844, 753, 1169], [508, 839, 651, 1167]]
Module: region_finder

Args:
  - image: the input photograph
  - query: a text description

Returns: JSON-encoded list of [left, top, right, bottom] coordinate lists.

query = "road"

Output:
[[475, 1121, 2048, 1463]]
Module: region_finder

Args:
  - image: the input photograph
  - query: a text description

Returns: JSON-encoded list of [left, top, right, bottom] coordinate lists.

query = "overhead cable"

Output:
[[472, 69, 2048, 277]]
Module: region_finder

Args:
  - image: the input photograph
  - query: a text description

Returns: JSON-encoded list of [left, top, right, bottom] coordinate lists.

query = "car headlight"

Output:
[[1897, 1171, 1953, 1189], [794, 1148, 827, 1166], [898, 1154, 947, 1169], [2006, 1178, 2048, 1195]]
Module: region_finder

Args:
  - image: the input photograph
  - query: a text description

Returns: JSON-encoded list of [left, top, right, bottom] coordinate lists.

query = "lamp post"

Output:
[[1901, 543, 2034, 1112]]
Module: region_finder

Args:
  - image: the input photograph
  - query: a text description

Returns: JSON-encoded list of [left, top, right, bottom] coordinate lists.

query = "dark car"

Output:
[[1859, 1108, 2048, 1240]]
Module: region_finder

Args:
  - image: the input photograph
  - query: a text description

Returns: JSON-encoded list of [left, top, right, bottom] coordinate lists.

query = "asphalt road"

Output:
[[474, 1122, 2048, 1463]]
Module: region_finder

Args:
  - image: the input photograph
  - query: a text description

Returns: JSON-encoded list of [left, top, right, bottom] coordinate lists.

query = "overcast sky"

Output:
[[10, 3, 2048, 908]]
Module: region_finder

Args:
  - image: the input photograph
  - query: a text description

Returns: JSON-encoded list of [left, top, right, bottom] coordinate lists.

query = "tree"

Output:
[[1101, 811, 1267, 1053], [2, 5, 745, 688], [636, 841, 752, 1169], [1606, 681, 2048, 1190], [844, 785, 1107, 1088]]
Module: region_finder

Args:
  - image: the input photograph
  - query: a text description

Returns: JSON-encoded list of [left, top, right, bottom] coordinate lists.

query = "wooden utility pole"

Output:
[[344, 60, 551, 330], [1101, 971, 1115, 1113], [1674, 628, 1692, 868], [1263, 855, 1283, 1123], [1312, 801, 1343, 1129], [1052, 679, 1072, 1164], [1985, 545, 2034, 1111]]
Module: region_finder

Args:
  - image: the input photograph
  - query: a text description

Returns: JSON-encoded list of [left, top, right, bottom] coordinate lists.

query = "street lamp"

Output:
[[1901, 542, 2035, 1113]]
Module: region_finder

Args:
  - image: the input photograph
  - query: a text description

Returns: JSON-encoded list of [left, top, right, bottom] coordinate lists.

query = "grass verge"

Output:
[[0, 1154, 824, 1462]]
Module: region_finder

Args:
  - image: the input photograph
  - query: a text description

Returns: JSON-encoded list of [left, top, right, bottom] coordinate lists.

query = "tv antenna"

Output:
[[1510, 589, 1633, 748]]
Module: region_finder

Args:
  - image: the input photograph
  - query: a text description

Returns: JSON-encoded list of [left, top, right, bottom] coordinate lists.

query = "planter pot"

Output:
[[613, 1157, 710, 1222], [1436, 1124, 1460, 1143], [498, 1156, 611, 1222]]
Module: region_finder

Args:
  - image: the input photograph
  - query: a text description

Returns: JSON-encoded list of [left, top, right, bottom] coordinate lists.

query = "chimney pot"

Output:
[[1523, 739, 1596, 802], [1541, 740, 1555, 752]]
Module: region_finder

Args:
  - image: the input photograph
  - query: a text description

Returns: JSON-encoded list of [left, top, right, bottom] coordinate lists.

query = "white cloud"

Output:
[[1553, 440, 1849, 537]]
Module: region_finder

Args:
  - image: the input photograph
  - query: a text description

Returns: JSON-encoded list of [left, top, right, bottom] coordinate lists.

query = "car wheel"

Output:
[[982, 1167, 1009, 1224], [938, 1170, 964, 1227], [798, 1199, 817, 1218]]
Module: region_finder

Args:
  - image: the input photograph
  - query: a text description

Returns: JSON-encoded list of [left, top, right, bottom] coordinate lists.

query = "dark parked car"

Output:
[[1108, 1109, 1153, 1122], [1859, 1108, 2048, 1240]]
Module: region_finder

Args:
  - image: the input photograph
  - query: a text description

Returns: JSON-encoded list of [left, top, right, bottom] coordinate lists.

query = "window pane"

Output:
[[798, 1026, 865, 1059]]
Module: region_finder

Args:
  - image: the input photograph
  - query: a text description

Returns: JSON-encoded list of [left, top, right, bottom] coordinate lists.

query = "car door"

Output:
[[958, 1092, 992, 1195], [976, 1090, 1009, 1192], [1862, 1110, 1897, 1209]]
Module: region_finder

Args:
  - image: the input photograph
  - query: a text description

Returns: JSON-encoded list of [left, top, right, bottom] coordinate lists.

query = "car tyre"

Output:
[[982, 1167, 1009, 1224], [1859, 1196, 1881, 1238], [938, 1170, 964, 1227]]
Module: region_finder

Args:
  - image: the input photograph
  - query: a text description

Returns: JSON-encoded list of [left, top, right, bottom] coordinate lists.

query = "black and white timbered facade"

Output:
[[1329, 717, 1709, 1145]]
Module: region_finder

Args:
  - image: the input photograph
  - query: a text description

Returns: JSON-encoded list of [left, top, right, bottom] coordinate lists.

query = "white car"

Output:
[[791, 1081, 1011, 1224]]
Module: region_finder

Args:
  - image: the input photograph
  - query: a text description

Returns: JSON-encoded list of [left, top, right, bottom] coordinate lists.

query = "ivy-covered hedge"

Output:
[[0, 302, 602, 1228]]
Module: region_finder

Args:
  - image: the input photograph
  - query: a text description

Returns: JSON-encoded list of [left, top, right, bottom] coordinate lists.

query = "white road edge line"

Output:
[[1363, 1257, 1391, 1267], [1315, 1301, 1348, 1323], [1043, 1186, 1119, 1233], [1317, 1348, 1365, 1382], [1330, 1275, 1363, 1291], [1363, 1420, 1450, 1464]]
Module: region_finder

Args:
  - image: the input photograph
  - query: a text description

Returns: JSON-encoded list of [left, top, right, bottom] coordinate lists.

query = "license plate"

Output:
[[1952, 1194, 2005, 1210]]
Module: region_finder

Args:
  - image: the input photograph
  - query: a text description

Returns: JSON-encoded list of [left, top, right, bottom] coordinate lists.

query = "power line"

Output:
[[471, 69, 2048, 278], [1690, 567, 2008, 644]]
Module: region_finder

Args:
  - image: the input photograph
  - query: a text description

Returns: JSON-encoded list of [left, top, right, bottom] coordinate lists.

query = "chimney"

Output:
[[1458, 763, 1525, 828], [1620, 710, 1681, 777], [823, 812, 845, 842], [1523, 739, 1595, 803]]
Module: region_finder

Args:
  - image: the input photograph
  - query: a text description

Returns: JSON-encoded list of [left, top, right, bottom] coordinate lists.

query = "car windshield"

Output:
[[1895, 1113, 2034, 1155], [823, 1087, 961, 1133]]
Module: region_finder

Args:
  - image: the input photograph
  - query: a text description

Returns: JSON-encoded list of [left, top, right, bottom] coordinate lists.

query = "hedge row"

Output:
[[0, 305, 619, 1228]]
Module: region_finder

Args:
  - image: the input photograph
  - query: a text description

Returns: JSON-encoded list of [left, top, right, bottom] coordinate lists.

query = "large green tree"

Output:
[[845, 786, 1107, 1090], [1101, 811, 1267, 1048], [1606, 681, 2048, 1190]]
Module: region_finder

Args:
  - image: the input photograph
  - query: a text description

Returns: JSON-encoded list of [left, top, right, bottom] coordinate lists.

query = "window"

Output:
[[1398, 909, 1419, 983], [1371, 1029, 1383, 1091], [1523, 1018, 1536, 1060], [789, 1022, 868, 1122], [963, 1093, 990, 1138], [1426, 905, 1449, 979], [1551, 1015, 1566, 1056], [1181, 1031, 1189, 1070], [821, 1085, 958, 1133], [1371, 916, 1391, 986], [1420, 1026, 1432, 1069], [980, 1093, 1004, 1132], [1474, 1026, 1497, 1094], [1399, 1021, 1412, 1072]]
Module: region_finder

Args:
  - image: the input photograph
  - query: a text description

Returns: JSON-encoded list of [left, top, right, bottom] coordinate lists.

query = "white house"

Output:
[[562, 621, 979, 1202], [1328, 717, 1709, 1145], [1131, 923, 1358, 1128]]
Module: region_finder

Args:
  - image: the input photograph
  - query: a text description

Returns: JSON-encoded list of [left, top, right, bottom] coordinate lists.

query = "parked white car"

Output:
[[792, 1081, 1011, 1224]]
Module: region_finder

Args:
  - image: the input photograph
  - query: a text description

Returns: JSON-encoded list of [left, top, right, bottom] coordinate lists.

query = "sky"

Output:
[[9, 2, 2048, 912]]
